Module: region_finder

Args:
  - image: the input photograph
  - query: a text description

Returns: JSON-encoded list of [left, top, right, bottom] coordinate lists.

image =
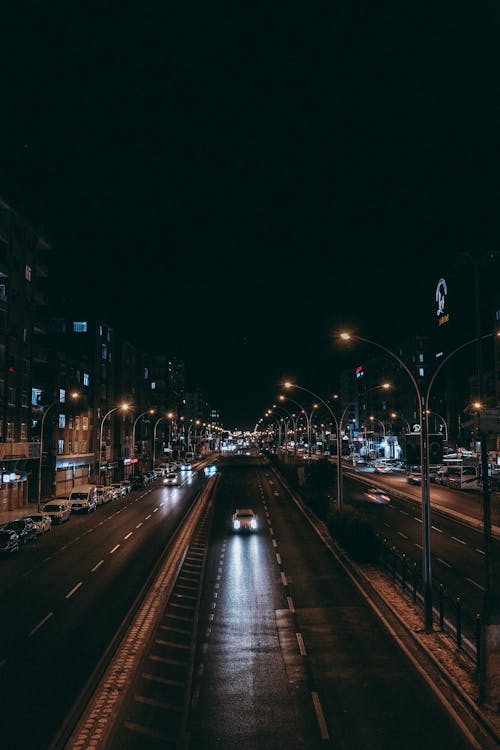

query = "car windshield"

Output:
[[44, 505, 60, 512], [237, 512, 254, 519], [71, 493, 88, 500]]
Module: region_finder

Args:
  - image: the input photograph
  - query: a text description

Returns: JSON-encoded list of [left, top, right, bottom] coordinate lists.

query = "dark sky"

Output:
[[0, 3, 498, 428]]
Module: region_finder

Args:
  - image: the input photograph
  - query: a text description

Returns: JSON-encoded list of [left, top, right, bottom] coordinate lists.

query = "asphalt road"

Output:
[[0, 471, 202, 750], [188, 457, 472, 750]]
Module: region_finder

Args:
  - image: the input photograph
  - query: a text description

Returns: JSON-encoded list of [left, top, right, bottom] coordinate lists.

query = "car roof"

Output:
[[234, 508, 255, 515]]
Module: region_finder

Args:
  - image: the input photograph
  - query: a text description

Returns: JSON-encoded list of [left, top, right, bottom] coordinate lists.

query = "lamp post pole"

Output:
[[37, 400, 58, 512], [153, 416, 168, 470], [99, 404, 129, 486], [340, 331, 497, 633], [132, 409, 155, 474], [284, 383, 345, 509], [38, 392, 80, 511]]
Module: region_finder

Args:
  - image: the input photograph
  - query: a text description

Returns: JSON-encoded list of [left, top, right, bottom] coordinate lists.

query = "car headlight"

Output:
[[233, 519, 240, 530], [250, 519, 257, 530]]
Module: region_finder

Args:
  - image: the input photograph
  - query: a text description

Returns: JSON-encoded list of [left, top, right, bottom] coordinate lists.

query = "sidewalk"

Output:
[[0, 501, 42, 525]]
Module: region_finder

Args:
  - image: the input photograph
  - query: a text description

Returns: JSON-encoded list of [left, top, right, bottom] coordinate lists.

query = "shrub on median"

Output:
[[327, 508, 381, 564]]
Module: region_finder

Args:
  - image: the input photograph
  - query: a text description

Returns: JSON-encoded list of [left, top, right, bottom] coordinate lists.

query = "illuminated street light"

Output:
[[369, 415, 386, 437], [339, 329, 498, 634], [132, 409, 155, 471], [99, 403, 130, 485], [38, 391, 80, 512]]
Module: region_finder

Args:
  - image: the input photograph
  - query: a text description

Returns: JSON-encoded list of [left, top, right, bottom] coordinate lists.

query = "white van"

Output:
[[42, 500, 71, 524], [69, 484, 98, 513]]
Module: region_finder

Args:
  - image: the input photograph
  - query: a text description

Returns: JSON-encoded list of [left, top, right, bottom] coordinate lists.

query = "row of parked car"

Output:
[[0, 469, 175, 556]]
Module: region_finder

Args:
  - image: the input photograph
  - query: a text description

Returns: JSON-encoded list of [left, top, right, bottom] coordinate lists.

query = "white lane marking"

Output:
[[124, 532, 133, 540], [437, 557, 451, 568], [296, 632, 306, 656], [91, 560, 104, 572], [136, 522, 143, 529], [65, 582, 83, 599], [400, 510, 409, 516], [281, 571, 287, 586], [431, 525, 443, 533], [145, 514, 152, 520], [475, 548, 485, 555], [384, 522, 391, 528], [467, 577, 485, 591], [28, 611, 54, 638], [110, 544, 120, 554], [451, 536, 466, 545], [415, 517, 422, 523], [276, 553, 282, 565], [397, 531, 408, 540], [415, 543, 422, 550], [287, 596, 295, 613], [269, 528, 274, 536], [311, 691, 330, 740], [153, 507, 158, 513], [272, 539, 277, 547]]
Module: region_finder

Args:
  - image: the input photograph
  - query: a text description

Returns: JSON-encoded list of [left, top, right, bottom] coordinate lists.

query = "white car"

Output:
[[179, 461, 193, 471], [94, 486, 112, 504], [28, 513, 52, 535], [164, 471, 179, 486], [232, 508, 258, 532]]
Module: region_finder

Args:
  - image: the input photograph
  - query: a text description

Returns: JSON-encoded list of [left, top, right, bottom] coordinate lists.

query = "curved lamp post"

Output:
[[339, 330, 497, 633], [369, 415, 386, 437], [284, 382, 346, 509], [132, 409, 155, 470], [99, 403, 130, 485], [38, 391, 79, 512], [280, 394, 318, 460], [426, 410, 448, 443]]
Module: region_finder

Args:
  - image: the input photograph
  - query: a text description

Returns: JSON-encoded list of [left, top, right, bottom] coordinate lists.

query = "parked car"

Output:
[[111, 483, 127, 498], [120, 480, 131, 494], [94, 485, 112, 504], [28, 513, 52, 535], [0, 528, 19, 555], [232, 508, 258, 532], [42, 500, 72, 524], [69, 484, 98, 513], [3, 517, 37, 544]]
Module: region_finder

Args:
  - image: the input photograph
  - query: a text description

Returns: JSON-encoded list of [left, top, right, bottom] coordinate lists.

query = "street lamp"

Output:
[[339, 329, 497, 633], [279, 394, 319, 459], [369, 415, 386, 437], [284, 382, 346, 509], [132, 409, 155, 471], [99, 403, 130, 486], [390, 412, 412, 434], [38, 391, 79, 512], [426, 410, 448, 443]]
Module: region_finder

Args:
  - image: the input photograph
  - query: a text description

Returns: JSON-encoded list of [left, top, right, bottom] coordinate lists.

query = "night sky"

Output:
[[0, 4, 498, 428]]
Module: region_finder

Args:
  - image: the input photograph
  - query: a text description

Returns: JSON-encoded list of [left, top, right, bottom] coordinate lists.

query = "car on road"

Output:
[[28, 513, 52, 535], [374, 463, 393, 474], [0, 528, 19, 555], [407, 469, 422, 485], [363, 487, 391, 504], [179, 461, 193, 471], [164, 471, 179, 486], [3, 517, 37, 543], [232, 508, 258, 532]]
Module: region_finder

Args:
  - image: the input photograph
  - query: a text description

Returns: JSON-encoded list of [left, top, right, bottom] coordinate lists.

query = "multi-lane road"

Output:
[[0, 454, 495, 749]]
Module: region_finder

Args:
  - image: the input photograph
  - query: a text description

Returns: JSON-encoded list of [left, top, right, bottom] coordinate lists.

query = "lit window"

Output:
[[101, 344, 107, 360], [59, 388, 66, 403], [82, 416, 88, 431], [25, 265, 31, 281], [58, 414, 66, 428], [20, 423, 27, 440], [83, 372, 89, 386], [419, 367, 424, 377], [151, 381, 156, 390], [58, 439, 64, 454], [73, 321, 88, 333], [144, 368, 149, 379], [32, 388, 43, 406], [418, 353, 424, 363]]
